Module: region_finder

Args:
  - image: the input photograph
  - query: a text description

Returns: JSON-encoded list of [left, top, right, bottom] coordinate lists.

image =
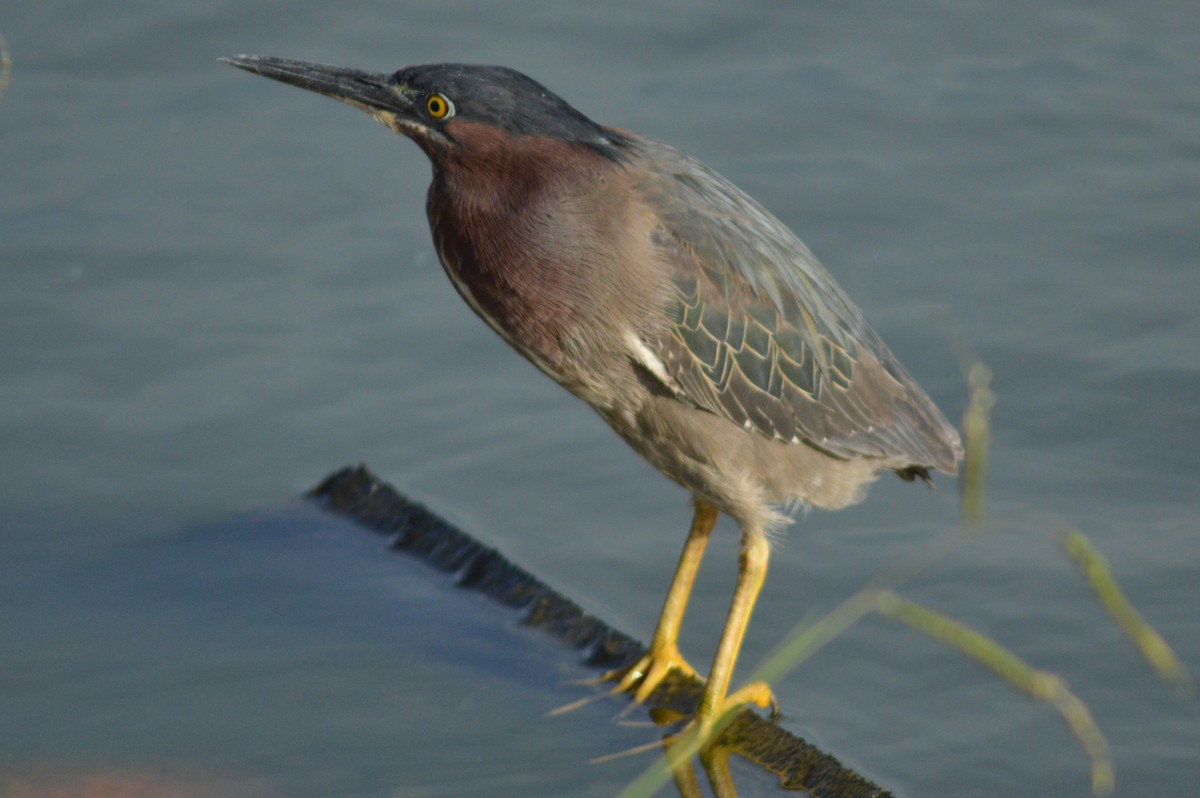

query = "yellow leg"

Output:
[[693, 528, 773, 740], [610, 499, 718, 702]]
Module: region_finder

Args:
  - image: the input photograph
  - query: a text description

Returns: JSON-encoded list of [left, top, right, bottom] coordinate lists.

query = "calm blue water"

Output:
[[3, 2, 1197, 796]]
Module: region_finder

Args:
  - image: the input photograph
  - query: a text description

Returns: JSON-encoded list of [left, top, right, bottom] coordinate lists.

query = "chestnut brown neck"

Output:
[[424, 122, 626, 376]]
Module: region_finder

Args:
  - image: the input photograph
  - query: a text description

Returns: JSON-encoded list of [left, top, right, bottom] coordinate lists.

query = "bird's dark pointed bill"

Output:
[[220, 55, 412, 118]]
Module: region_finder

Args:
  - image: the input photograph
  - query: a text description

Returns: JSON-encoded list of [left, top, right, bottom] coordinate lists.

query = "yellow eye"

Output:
[[426, 93, 452, 119]]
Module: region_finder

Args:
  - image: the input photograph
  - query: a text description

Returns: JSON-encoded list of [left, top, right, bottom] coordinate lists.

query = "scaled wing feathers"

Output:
[[630, 138, 961, 473]]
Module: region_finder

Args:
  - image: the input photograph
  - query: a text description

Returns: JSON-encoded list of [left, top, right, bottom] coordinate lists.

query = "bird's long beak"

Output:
[[220, 55, 419, 123]]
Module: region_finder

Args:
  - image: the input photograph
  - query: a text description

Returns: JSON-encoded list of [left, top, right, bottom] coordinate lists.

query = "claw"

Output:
[[546, 690, 612, 717]]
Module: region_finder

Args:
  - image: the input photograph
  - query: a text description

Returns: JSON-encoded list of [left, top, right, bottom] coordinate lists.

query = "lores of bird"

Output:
[[222, 56, 962, 741]]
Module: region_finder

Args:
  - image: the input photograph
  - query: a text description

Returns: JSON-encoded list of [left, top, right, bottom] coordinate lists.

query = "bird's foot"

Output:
[[665, 679, 780, 755], [606, 643, 702, 704], [722, 679, 778, 720], [547, 646, 701, 718], [569, 677, 781, 767]]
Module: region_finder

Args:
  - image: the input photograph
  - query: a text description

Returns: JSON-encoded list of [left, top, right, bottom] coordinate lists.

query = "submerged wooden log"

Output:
[[309, 464, 892, 798]]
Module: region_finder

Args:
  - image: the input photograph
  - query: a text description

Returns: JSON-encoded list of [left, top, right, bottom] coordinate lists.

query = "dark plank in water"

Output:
[[309, 464, 892, 798]]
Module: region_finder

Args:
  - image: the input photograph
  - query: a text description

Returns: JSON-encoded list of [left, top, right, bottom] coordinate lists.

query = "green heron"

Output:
[[222, 56, 962, 741]]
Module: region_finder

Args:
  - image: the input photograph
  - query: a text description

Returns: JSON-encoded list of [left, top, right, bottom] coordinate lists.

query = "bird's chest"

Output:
[[427, 191, 596, 387]]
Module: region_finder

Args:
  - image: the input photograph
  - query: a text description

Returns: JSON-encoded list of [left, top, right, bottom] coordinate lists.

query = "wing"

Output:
[[628, 136, 961, 474]]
